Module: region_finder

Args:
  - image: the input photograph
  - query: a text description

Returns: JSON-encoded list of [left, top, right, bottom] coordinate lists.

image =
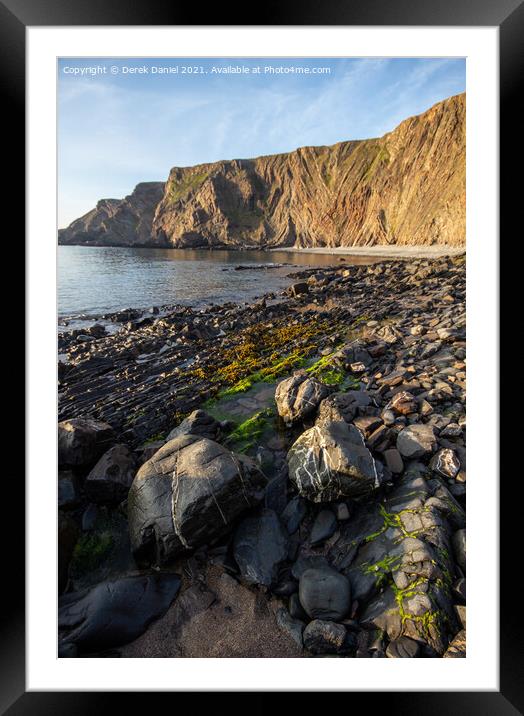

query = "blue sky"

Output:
[[58, 57, 465, 227]]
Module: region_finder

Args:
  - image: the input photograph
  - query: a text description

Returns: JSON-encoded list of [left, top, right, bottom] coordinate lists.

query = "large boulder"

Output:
[[165, 409, 222, 442], [275, 371, 329, 425], [287, 420, 386, 502], [233, 509, 289, 587], [128, 434, 266, 566], [299, 566, 351, 621], [58, 573, 181, 653], [85, 444, 137, 503], [58, 418, 115, 468]]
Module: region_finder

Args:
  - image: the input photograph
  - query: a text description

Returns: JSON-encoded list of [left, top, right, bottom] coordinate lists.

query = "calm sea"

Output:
[[58, 246, 377, 320]]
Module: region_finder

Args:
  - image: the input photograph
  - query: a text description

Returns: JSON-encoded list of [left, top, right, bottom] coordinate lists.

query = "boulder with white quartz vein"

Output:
[[128, 434, 266, 566], [287, 420, 386, 502]]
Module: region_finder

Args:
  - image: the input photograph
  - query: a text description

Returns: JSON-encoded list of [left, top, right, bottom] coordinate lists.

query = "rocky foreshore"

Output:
[[58, 253, 466, 658]]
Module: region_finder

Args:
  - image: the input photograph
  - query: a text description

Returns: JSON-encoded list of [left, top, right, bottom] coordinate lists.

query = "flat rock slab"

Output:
[[310, 510, 337, 545], [233, 509, 289, 587], [58, 573, 181, 653]]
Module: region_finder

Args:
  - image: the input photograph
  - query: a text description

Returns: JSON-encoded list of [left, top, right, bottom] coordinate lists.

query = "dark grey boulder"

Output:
[[383, 448, 404, 475], [303, 619, 347, 654], [128, 434, 266, 566], [386, 636, 421, 658], [338, 340, 373, 369], [58, 471, 81, 510], [264, 470, 288, 514], [440, 423, 463, 438], [289, 281, 309, 297], [397, 423, 437, 459], [281, 496, 307, 534], [275, 607, 304, 647], [58, 643, 78, 658], [165, 409, 222, 443], [453, 577, 466, 603], [85, 444, 137, 503], [289, 592, 308, 621], [452, 528, 466, 571], [353, 415, 383, 437], [316, 391, 375, 427], [81, 504, 99, 532], [310, 510, 337, 545], [233, 508, 289, 587], [291, 555, 331, 580], [275, 370, 329, 425], [58, 418, 115, 469], [455, 604, 466, 629], [139, 440, 165, 464], [58, 573, 181, 653], [58, 512, 79, 594], [288, 420, 386, 502], [299, 566, 351, 621]]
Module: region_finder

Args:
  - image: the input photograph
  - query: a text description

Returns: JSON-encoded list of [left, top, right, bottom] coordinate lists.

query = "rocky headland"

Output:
[[58, 253, 466, 658], [58, 93, 465, 250], [58, 182, 165, 247]]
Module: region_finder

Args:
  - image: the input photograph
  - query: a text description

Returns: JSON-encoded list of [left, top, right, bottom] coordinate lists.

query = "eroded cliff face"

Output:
[[59, 93, 465, 249], [58, 182, 166, 247]]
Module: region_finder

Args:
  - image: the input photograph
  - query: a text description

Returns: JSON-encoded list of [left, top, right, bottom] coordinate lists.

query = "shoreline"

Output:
[[58, 253, 466, 659], [58, 242, 465, 261], [271, 245, 465, 259]]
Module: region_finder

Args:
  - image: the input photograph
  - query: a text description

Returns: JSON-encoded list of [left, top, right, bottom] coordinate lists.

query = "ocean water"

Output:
[[58, 245, 377, 319]]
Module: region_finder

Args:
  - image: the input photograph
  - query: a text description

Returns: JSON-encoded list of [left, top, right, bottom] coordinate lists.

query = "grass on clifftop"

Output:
[[168, 171, 209, 203]]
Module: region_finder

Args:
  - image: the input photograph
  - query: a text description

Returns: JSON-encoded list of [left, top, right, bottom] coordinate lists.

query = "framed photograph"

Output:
[[5, 0, 519, 709]]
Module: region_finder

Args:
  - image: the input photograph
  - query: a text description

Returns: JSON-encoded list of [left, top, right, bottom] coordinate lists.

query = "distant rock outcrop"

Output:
[[58, 182, 165, 247], [59, 93, 465, 249]]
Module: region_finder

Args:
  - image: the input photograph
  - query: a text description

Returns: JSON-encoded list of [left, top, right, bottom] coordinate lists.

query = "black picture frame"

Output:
[[4, 0, 521, 711]]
